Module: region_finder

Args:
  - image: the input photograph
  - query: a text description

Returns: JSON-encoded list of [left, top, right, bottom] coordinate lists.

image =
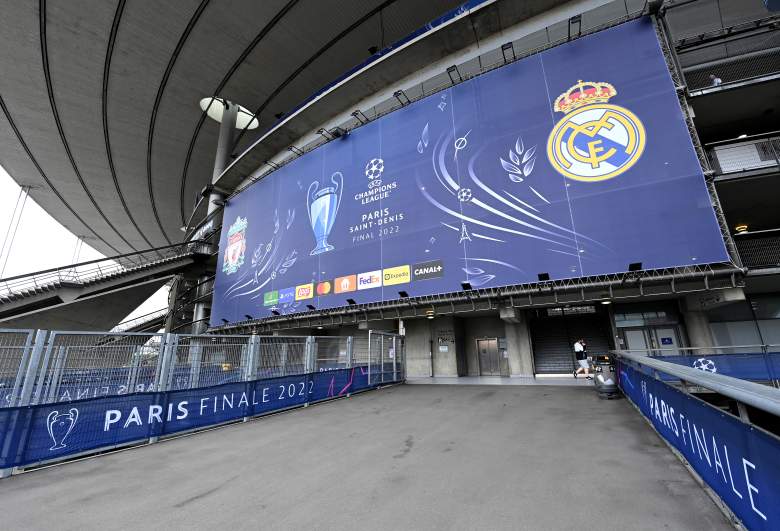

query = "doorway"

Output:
[[477, 338, 505, 376], [622, 326, 683, 355]]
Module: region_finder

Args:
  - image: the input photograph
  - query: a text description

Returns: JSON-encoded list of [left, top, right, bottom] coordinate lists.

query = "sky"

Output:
[[0, 165, 169, 326]]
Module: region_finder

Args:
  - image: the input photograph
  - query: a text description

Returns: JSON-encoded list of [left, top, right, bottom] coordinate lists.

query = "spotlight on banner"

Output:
[[393, 90, 410, 106], [646, 0, 664, 15], [398, 290, 409, 298], [628, 262, 643, 272], [317, 128, 333, 140], [568, 14, 582, 41], [306, 304, 316, 311], [347, 298, 356, 305], [447, 65, 462, 84], [271, 310, 280, 316], [330, 126, 348, 139], [244, 314, 253, 321], [461, 281, 472, 291], [221, 319, 229, 325], [537, 273, 550, 282], [501, 42, 515, 63], [352, 109, 369, 124], [287, 146, 303, 156]]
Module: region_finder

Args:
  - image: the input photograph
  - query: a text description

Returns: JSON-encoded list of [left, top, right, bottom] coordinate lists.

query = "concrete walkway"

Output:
[[0, 385, 731, 531]]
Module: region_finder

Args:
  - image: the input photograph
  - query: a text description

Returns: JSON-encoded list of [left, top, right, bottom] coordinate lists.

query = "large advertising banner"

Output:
[[211, 18, 729, 325], [618, 362, 780, 530]]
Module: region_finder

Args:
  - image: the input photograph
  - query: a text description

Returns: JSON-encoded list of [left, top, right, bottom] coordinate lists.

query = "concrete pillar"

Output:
[[193, 101, 237, 334], [500, 307, 535, 377], [683, 309, 714, 349], [403, 319, 433, 377]]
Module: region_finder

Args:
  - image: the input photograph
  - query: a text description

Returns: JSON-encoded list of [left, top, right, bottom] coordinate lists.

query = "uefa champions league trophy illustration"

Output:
[[46, 408, 79, 450], [307, 171, 343, 255]]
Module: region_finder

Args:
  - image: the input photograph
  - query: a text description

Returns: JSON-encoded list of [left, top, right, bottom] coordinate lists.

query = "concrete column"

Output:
[[193, 101, 237, 334], [500, 307, 535, 377], [683, 309, 714, 349]]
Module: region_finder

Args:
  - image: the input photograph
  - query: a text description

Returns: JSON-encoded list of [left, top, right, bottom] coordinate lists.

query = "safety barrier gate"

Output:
[[0, 329, 405, 477], [615, 351, 780, 530]]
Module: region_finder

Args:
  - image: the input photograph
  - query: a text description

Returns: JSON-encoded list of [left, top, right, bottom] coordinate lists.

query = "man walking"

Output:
[[573, 338, 592, 380]]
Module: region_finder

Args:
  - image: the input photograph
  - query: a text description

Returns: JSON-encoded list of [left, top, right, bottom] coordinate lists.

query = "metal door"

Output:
[[477, 339, 501, 376]]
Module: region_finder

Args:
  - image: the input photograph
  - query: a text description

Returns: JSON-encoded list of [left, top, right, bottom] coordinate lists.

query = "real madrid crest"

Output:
[[223, 216, 247, 275], [546, 80, 645, 182]]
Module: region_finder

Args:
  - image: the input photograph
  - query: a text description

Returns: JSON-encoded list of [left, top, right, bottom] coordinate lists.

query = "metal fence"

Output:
[[613, 344, 780, 388], [708, 135, 780, 174], [734, 230, 780, 270], [0, 329, 405, 409]]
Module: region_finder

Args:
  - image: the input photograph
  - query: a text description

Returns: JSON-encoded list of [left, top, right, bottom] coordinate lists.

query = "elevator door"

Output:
[[477, 339, 502, 376]]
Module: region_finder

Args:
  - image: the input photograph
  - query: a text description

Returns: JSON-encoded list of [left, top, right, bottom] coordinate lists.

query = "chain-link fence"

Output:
[[0, 329, 405, 409], [0, 329, 36, 407]]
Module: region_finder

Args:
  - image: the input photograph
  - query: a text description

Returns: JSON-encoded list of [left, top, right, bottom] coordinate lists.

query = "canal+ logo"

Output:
[[547, 80, 645, 182]]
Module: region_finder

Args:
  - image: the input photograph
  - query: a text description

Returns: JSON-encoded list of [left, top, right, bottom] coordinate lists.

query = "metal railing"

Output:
[[0, 328, 404, 477], [734, 229, 780, 270], [0, 241, 211, 302], [614, 345, 780, 387], [616, 350, 780, 416], [708, 134, 780, 175], [0, 328, 405, 409], [111, 308, 169, 333], [614, 351, 780, 528]]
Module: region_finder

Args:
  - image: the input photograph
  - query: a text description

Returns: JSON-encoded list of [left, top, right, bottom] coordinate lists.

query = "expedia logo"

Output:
[[382, 265, 410, 286], [413, 260, 444, 281]]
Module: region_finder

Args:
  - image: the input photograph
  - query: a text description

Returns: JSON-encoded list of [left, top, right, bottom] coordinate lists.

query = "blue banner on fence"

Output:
[[210, 17, 728, 326], [655, 353, 780, 383], [618, 360, 780, 530], [0, 367, 376, 469]]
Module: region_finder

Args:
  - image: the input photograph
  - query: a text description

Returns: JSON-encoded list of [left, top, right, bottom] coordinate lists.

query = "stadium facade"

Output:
[[0, 0, 778, 378]]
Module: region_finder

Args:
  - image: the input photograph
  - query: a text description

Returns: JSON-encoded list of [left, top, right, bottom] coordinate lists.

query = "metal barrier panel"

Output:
[[254, 336, 308, 378], [0, 329, 405, 474], [0, 329, 36, 407], [312, 336, 350, 372], [367, 331, 405, 385], [171, 334, 251, 390], [34, 332, 165, 405]]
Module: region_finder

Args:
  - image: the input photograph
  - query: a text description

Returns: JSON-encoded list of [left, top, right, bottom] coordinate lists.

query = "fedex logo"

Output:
[[357, 271, 382, 290]]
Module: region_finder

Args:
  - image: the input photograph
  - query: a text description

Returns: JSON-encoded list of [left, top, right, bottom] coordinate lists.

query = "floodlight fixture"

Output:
[[199, 97, 259, 130]]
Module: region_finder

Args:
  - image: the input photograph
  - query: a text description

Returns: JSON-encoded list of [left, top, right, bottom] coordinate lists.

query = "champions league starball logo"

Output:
[[547, 80, 645, 182], [692, 357, 717, 373], [46, 408, 79, 451]]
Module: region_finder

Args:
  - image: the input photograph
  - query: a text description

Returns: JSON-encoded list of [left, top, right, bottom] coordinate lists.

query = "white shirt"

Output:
[[574, 341, 585, 353]]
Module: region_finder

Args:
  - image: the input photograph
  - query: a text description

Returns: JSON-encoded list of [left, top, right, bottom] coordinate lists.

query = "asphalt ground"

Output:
[[0, 384, 732, 530]]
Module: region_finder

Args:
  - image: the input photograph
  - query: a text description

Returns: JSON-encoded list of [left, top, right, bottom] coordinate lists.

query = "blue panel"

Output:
[[211, 18, 729, 325], [0, 368, 374, 469], [618, 361, 780, 530]]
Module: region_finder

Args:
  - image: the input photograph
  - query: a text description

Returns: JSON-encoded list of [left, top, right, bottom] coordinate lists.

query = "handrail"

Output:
[[0, 240, 211, 301], [0, 241, 205, 283], [614, 350, 780, 417], [111, 308, 168, 333]]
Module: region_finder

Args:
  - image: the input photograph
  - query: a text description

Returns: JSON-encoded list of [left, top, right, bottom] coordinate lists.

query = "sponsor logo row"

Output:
[[263, 260, 444, 306]]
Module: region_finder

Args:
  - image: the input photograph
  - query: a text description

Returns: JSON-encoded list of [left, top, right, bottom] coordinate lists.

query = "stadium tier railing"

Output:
[[0, 329, 405, 477], [0, 241, 212, 302]]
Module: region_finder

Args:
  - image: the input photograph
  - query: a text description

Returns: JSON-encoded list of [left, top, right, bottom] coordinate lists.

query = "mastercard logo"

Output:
[[316, 281, 332, 295]]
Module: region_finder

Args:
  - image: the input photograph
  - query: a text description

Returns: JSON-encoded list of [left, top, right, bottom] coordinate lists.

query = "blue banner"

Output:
[[210, 17, 728, 325], [618, 361, 780, 530], [656, 353, 780, 383], [0, 367, 377, 469]]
